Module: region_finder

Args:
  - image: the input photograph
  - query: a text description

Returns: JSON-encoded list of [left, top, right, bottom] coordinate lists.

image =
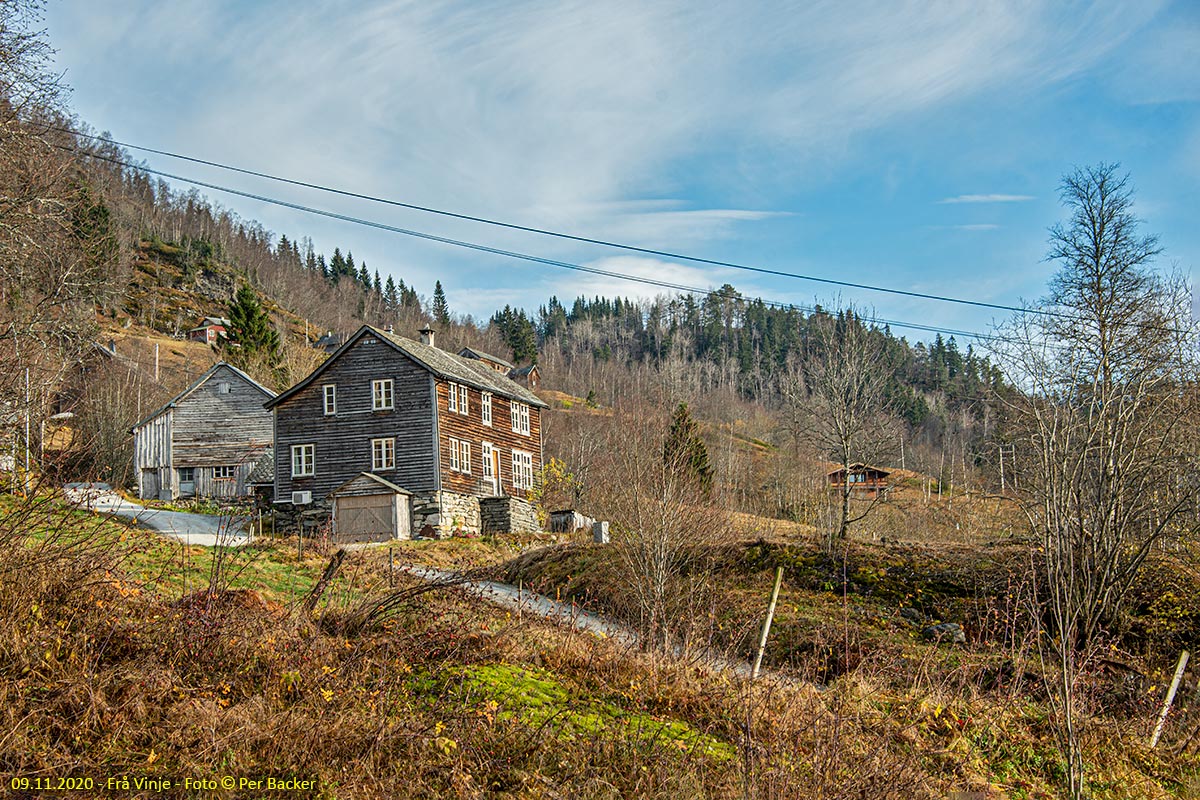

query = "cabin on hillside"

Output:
[[827, 463, 891, 497], [267, 325, 548, 540], [187, 317, 230, 344], [458, 346, 541, 390], [131, 362, 275, 500]]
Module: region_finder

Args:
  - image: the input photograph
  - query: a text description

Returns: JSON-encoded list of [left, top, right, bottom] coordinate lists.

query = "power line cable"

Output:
[[63, 143, 1008, 343], [59, 125, 1060, 320]]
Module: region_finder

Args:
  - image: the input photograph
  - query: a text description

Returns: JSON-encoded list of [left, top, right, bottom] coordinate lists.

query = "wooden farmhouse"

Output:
[[266, 325, 547, 539], [827, 463, 891, 497], [131, 362, 275, 500]]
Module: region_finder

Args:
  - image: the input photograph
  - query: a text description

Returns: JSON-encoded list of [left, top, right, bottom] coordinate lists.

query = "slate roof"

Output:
[[131, 362, 277, 432], [247, 447, 274, 485], [508, 364, 538, 378], [267, 326, 547, 409], [457, 346, 513, 370]]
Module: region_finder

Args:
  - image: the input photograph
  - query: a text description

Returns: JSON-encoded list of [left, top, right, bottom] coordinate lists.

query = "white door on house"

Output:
[[481, 442, 498, 496]]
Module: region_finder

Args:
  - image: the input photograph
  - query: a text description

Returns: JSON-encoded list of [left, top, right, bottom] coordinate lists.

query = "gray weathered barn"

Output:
[[131, 362, 275, 500]]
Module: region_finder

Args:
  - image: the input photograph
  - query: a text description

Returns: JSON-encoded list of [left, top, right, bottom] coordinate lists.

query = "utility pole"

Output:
[[23, 366, 31, 494]]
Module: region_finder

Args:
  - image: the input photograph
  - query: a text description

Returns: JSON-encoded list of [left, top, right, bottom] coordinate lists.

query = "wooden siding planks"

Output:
[[274, 337, 436, 502], [171, 364, 273, 468], [436, 380, 542, 498]]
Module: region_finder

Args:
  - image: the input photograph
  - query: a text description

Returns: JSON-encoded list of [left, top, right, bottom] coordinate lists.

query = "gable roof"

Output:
[[457, 346, 514, 370], [508, 364, 539, 378], [191, 316, 230, 329], [267, 325, 548, 409], [131, 361, 277, 432], [328, 471, 412, 499]]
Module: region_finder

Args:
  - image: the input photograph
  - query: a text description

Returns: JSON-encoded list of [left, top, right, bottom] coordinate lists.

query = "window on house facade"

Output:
[[217, 381, 231, 395], [214, 465, 237, 480], [292, 444, 315, 477], [510, 401, 531, 435], [512, 450, 534, 490], [323, 384, 337, 415], [372, 437, 395, 471], [372, 379, 394, 410], [448, 382, 469, 415], [177, 467, 195, 484], [481, 392, 492, 425], [449, 437, 471, 473]]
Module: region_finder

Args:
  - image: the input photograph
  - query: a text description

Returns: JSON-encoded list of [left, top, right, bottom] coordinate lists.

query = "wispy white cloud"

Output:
[[938, 194, 1036, 204]]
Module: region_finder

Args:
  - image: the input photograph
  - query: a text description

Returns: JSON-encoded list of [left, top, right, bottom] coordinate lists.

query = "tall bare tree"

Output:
[[990, 163, 1200, 798], [785, 308, 897, 546]]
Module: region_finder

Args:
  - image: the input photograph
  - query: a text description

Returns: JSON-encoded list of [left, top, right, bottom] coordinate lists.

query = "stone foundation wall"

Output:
[[480, 496, 541, 534], [412, 490, 481, 538]]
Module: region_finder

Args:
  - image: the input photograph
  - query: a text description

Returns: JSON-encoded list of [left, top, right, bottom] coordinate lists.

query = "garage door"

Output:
[[334, 494, 404, 542]]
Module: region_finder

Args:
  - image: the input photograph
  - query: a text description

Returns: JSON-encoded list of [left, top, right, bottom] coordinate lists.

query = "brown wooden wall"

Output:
[[274, 340, 436, 502], [435, 379, 542, 498]]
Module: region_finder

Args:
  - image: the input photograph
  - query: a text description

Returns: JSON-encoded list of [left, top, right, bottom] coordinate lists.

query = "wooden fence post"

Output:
[[751, 566, 785, 680]]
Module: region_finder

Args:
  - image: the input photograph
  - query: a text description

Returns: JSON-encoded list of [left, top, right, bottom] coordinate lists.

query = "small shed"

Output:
[[329, 472, 412, 542], [827, 463, 891, 497]]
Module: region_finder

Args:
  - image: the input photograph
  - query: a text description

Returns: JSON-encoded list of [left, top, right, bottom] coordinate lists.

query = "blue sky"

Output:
[[46, 0, 1200, 343]]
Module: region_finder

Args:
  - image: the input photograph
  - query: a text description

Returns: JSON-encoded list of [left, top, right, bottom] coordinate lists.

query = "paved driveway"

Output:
[[64, 483, 249, 547]]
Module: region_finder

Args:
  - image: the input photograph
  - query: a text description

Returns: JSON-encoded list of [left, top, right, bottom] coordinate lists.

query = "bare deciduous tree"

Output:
[[784, 307, 898, 546], [589, 403, 727, 654], [991, 163, 1200, 798]]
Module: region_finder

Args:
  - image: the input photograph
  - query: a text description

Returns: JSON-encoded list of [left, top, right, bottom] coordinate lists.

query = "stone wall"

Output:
[[480, 496, 540, 534], [412, 490, 481, 538]]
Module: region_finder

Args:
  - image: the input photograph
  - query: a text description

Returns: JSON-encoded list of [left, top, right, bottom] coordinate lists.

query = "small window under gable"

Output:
[[323, 384, 337, 416], [217, 381, 231, 395]]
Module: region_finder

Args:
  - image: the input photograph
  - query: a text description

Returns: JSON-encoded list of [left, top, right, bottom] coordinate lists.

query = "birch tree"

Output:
[[990, 163, 1200, 798]]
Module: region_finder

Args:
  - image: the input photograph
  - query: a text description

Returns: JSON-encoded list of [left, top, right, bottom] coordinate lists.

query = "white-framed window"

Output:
[[481, 392, 492, 426], [512, 449, 534, 490], [323, 384, 337, 415], [448, 437, 471, 473], [372, 437, 395, 471], [372, 378, 394, 410], [447, 382, 469, 415], [214, 465, 236, 480], [510, 401, 530, 435], [291, 444, 315, 477]]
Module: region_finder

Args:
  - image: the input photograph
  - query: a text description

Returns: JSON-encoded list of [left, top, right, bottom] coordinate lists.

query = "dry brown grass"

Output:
[[1, 496, 1196, 798]]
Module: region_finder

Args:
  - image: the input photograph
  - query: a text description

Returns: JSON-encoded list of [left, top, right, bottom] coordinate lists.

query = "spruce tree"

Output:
[[432, 281, 450, 324], [223, 285, 281, 372], [328, 249, 345, 284], [664, 402, 713, 497], [358, 262, 371, 288], [384, 275, 398, 311], [373, 270, 382, 295]]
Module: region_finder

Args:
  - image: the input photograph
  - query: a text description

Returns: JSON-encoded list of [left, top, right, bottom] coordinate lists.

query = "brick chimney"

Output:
[[419, 325, 436, 348]]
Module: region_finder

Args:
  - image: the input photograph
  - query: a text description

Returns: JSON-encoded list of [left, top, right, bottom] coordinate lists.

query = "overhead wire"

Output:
[[57, 125, 1062, 320], [61, 142, 1016, 344]]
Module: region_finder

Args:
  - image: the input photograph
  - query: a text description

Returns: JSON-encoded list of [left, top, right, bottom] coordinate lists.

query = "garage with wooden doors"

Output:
[[329, 473, 412, 542]]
